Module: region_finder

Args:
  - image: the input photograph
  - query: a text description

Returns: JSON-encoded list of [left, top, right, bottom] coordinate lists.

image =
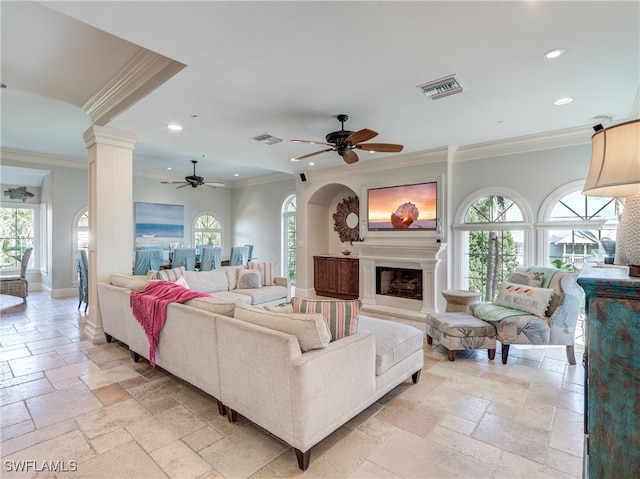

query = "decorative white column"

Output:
[[83, 125, 137, 344]]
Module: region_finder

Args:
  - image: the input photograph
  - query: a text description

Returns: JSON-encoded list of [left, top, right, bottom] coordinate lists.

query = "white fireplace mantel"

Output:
[[352, 239, 447, 320]]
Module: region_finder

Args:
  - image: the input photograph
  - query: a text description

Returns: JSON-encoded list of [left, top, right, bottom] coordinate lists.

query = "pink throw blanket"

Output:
[[130, 280, 210, 367]]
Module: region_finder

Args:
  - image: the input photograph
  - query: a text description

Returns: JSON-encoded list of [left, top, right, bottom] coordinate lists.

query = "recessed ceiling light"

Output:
[[544, 48, 564, 59], [308, 162, 315, 166], [167, 167, 172, 171], [553, 97, 574, 106], [167, 123, 183, 131], [234, 173, 239, 177]]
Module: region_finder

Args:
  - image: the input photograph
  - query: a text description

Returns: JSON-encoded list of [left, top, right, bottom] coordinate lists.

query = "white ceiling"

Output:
[[1, 1, 639, 186]]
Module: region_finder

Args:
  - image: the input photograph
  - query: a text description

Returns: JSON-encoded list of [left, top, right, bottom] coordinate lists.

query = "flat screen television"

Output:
[[367, 181, 437, 230]]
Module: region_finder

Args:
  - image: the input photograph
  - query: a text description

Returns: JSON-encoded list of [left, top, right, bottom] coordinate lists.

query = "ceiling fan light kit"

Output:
[[160, 160, 225, 189], [291, 114, 403, 164]]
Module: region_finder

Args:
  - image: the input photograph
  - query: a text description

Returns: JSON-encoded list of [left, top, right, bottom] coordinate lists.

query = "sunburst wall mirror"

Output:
[[333, 196, 360, 243]]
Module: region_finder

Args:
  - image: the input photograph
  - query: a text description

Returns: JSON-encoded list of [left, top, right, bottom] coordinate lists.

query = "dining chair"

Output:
[[229, 246, 249, 266], [199, 246, 222, 271], [172, 247, 197, 271], [0, 247, 34, 303], [244, 244, 254, 262], [75, 249, 89, 312], [133, 249, 163, 275]]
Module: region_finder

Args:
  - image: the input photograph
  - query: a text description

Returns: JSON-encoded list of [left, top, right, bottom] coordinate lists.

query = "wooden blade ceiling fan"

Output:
[[291, 114, 403, 164], [161, 160, 225, 189]]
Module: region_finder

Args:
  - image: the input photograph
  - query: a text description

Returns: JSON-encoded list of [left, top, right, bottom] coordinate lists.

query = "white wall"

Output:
[[451, 144, 593, 222], [230, 177, 295, 268], [132, 175, 234, 257]]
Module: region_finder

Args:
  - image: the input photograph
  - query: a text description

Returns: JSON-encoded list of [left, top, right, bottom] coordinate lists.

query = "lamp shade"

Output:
[[582, 119, 640, 198]]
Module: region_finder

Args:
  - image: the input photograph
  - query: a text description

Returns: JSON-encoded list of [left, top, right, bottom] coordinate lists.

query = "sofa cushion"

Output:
[[184, 269, 228, 293], [264, 303, 294, 313], [246, 261, 276, 286], [237, 268, 261, 289], [233, 302, 331, 352], [234, 285, 289, 306], [291, 297, 359, 341], [185, 296, 238, 317], [471, 303, 536, 324], [358, 316, 424, 375], [210, 291, 252, 304], [494, 281, 553, 318], [110, 274, 149, 291], [222, 266, 243, 290]]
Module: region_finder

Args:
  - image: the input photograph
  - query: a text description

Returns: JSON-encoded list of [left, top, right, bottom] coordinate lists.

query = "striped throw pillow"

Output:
[[291, 297, 359, 341], [246, 261, 276, 286], [151, 266, 186, 282]]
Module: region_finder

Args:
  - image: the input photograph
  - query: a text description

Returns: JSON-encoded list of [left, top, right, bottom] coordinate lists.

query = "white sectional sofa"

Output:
[[97, 273, 424, 470]]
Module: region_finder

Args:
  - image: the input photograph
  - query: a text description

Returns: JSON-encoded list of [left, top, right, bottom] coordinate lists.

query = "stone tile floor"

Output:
[[1, 292, 585, 478]]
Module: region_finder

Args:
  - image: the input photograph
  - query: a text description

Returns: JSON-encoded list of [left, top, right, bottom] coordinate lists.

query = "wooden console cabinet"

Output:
[[577, 262, 640, 479], [314, 255, 359, 300]]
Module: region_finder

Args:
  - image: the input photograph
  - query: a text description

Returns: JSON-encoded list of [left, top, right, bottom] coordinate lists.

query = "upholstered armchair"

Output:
[[472, 266, 584, 365], [0, 247, 33, 303]]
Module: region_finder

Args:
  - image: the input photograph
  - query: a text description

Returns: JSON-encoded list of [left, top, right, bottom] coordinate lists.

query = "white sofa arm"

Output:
[[289, 331, 377, 451], [274, 276, 291, 300], [216, 316, 376, 454]]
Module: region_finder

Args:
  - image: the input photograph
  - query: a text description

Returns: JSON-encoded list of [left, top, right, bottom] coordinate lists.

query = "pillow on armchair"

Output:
[[494, 281, 554, 318]]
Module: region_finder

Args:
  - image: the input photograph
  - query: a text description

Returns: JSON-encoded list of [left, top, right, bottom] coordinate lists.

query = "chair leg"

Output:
[[501, 344, 510, 364], [447, 350, 455, 361], [566, 345, 577, 365], [488, 348, 496, 360], [84, 303, 88, 313], [426, 334, 433, 345]]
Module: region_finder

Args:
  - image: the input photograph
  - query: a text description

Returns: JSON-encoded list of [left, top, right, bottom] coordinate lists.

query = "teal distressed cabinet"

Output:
[[577, 263, 640, 479]]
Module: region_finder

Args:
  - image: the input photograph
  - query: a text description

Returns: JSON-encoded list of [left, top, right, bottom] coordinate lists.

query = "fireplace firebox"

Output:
[[376, 267, 423, 300]]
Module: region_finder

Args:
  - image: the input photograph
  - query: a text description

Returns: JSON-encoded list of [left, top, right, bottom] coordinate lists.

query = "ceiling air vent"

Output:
[[252, 133, 282, 145], [417, 75, 464, 100]]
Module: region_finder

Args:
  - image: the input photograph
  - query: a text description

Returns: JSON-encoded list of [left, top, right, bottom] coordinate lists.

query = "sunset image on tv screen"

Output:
[[368, 182, 437, 230]]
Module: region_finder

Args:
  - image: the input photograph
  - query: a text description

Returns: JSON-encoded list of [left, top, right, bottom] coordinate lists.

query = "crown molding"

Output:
[[452, 125, 593, 163], [0, 148, 87, 169], [229, 172, 295, 189], [82, 47, 186, 126]]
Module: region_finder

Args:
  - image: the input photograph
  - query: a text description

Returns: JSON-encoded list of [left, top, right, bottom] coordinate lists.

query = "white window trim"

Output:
[[1, 202, 42, 274], [452, 187, 533, 289], [71, 206, 88, 284], [281, 193, 296, 280], [536, 180, 616, 265], [192, 211, 224, 249]]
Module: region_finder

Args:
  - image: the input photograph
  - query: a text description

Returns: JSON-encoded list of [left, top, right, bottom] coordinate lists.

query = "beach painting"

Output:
[[135, 202, 184, 247]]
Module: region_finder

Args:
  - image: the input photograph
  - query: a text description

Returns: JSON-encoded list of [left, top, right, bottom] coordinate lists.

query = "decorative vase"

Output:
[[616, 193, 640, 276]]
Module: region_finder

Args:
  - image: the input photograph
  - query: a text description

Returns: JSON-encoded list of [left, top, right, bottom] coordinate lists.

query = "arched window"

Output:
[[281, 194, 296, 283], [453, 189, 532, 301], [193, 213, 222, 247], [538, 181, 621, 271], [71, 207, 89, 283]]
